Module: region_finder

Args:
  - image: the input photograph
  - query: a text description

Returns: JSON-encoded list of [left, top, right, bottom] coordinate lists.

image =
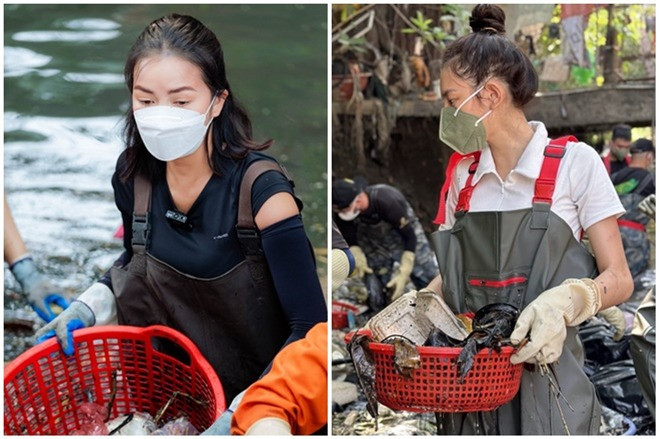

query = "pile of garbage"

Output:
[[580, 315, 655, 435]]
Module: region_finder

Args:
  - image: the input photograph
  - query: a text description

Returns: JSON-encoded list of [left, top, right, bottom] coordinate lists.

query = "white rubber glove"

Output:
[[332, 248, 351, 291], [349, 246, 372, 278], [245, 417, 292, 435], [598, 306, 626, 341], [510, 278, 602, 364], [387, 250, 415, 301], [77, 283, 117, 326]]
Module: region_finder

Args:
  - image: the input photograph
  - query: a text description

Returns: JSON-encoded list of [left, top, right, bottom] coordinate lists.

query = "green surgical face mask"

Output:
[[611, 147, 628, 161], [438, 84, 492, 155]]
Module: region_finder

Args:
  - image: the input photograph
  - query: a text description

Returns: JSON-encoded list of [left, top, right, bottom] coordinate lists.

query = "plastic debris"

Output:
[[71, 402, 109, 435], [150, 416, 199, 435], [106, 412, 157, 435]]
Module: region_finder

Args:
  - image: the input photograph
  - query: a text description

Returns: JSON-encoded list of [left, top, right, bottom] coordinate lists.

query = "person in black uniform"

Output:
[[35, 13, 327, 429], [611, 138, 655, 292], [332, 177, 439, 311]]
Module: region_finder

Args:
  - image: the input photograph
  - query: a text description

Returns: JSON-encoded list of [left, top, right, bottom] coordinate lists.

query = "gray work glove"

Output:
[[35, 300, 95, 356], [10, 256, 69, 322], [638, 194, 655, 218], [201, 389, 246, 435]]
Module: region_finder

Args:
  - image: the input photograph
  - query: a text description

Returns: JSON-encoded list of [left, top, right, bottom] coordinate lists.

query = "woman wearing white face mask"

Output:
[[427, 4, 632, 435], [35, 13, 327, 426]]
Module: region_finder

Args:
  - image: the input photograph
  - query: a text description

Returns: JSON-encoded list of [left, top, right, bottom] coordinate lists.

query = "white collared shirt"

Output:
[[441, 121, 624, 241]]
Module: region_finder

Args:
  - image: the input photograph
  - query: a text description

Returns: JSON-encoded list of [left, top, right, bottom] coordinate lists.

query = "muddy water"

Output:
[[4, 4, 327, 361]]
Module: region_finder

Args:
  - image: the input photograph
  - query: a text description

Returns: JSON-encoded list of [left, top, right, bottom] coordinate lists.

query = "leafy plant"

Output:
[[402, 10, 456, 50], [335, 31, 368, 54]]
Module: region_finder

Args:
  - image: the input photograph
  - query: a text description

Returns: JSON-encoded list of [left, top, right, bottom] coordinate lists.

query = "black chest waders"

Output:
[[430, 137, 601, 434], [111, 161, 291, 404]]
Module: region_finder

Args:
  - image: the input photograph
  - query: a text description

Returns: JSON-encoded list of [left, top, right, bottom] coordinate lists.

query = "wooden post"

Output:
[[602, 4, 618, 84]]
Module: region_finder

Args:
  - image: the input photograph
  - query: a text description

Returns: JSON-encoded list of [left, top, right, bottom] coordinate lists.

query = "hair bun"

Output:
[[469, 4, 506, 35]]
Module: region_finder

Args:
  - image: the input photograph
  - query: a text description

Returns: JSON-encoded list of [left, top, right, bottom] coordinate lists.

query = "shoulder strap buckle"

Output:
[[235, 226, 263, 256], [533, 136, 575, 205], [131, 214, 150, 248]]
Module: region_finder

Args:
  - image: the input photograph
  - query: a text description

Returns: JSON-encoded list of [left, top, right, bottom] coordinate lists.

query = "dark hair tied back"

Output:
[[469, 4, 506, 35], [443, 4, 538, 108], [120, 13, 271, 182]]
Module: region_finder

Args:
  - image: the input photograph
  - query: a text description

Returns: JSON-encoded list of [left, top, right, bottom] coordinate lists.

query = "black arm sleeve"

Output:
[[260, 215, 327, 367], [376, 189, 417, 252]]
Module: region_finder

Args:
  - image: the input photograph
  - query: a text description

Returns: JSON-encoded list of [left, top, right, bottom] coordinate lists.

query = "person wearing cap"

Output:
[[611, 138, 655, 289], [602, 124, 633, 174], [332, 177, 439, 310]]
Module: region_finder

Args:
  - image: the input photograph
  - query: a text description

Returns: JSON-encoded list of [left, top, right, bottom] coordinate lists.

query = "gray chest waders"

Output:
[[429, 137, 601, 434], [111, 161, 291, 404]]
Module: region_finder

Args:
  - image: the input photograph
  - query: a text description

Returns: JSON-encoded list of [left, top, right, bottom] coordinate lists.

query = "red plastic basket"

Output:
[[347, 330, 523, 413], [332, 300, 359, 329], [4, 325, 225, 435]]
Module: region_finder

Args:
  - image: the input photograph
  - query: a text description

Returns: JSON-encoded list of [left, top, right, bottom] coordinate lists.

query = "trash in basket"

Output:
[[4, 325, 225, 435], [348, 302, 523, 414]]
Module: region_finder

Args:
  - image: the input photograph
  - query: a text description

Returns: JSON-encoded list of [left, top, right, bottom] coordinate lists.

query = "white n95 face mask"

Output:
[[338, 208, 360, 221], [134, 96, 216, 162]]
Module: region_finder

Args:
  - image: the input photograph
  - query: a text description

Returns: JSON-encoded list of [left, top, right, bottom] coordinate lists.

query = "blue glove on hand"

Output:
[[34, 300, 95, 356], [201, 390, 246, 435], [10, 256, 70, 322]]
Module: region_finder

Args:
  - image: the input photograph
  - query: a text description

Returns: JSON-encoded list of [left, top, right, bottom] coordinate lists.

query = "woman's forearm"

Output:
[[587, 216, 634, 309]]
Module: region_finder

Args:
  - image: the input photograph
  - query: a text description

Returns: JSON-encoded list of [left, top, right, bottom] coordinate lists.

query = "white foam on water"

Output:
[[13, 30, 121, 43]]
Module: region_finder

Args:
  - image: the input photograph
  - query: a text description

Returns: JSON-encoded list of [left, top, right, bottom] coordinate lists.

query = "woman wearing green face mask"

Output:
[[428, 4, 633, 435]]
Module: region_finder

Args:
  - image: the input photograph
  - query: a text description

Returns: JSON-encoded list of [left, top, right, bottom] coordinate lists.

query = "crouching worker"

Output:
[[332, 177, 438, 310]]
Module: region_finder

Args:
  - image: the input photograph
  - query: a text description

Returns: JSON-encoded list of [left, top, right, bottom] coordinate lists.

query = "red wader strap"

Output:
[[433, 151, 480, 225], [533, 136, 576, 204], [534, 135, 584, 238], [617, 218, 646, 231]]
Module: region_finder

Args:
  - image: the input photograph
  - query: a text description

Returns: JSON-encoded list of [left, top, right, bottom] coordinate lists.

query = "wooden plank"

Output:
[[333, 84, 655, 131]]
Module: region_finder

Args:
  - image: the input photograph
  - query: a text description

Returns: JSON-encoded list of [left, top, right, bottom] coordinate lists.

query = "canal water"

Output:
[[4, 4, 327, 361]]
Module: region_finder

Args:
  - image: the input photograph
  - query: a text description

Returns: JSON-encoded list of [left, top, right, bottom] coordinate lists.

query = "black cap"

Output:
[[631, 138, 655, 154], [612, 124, 632, 141], [332, 177, 365, 210]]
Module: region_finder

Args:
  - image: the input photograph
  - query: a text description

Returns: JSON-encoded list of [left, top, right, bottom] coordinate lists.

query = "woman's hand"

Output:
[[510, 278, 602, 364], [35, 300, 95, 356]]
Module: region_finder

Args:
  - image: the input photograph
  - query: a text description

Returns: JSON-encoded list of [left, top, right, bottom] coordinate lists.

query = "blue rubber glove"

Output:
[[10, 256, 70, 322], [201, 390, 246, 435], [34, 300, 94, 356]]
